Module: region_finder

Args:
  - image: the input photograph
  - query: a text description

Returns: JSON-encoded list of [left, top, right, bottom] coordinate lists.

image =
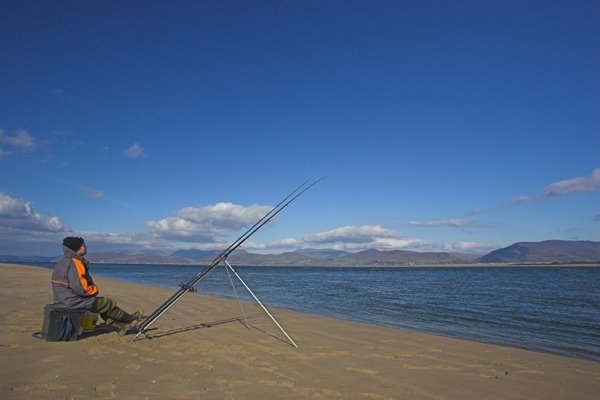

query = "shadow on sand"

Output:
[[135, 313, 295, 347]]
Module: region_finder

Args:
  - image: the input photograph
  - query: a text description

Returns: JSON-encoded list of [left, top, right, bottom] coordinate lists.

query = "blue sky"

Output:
[[1, 1, 598, 256]]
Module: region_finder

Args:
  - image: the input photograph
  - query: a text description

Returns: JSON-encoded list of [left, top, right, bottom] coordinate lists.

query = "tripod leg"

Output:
[[223, 263, 250, 329], [224, 260, 298, 348]]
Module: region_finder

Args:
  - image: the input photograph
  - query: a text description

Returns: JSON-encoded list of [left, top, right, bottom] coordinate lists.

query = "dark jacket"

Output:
[[51, 246, 99, 309]]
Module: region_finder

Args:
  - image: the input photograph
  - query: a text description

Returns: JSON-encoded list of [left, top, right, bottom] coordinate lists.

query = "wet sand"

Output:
[[1, 263, 598, 399]]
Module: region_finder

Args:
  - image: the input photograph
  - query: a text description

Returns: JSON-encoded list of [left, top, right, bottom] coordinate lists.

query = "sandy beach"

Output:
[[1, 263, 598, 399]]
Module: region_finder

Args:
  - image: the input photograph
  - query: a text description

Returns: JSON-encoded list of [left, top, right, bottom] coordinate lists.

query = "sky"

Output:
[[1, 0, 598, 257]]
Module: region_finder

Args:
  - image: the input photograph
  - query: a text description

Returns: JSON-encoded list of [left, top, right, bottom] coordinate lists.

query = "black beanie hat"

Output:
[[63, 237, 84, 252]]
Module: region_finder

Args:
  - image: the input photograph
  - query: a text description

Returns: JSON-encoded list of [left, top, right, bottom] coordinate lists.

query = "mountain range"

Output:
[[475, 240, 600, 264], [2, 240, 598, 266]]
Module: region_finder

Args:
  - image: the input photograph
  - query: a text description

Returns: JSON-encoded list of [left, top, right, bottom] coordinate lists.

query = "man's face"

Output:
[[78, 242, 87, 256]]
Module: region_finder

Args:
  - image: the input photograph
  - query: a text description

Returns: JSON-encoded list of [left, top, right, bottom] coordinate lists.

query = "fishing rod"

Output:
[[133, 177, 325, 339]]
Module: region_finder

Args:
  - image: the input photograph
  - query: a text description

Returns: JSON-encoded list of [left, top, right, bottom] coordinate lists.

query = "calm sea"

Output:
[[33, 263, 600, 362]]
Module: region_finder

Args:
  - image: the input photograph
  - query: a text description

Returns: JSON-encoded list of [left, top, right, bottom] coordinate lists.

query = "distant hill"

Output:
[[336, 249, 465, 266], [451, 253, 482, 262], [293, 248, 350, 259], [171, 249, 220, 260], [150, 247, 467, 266], [476, 240, 600, 263], [227, 251, 314, 266], [205, 248, 466, 266]]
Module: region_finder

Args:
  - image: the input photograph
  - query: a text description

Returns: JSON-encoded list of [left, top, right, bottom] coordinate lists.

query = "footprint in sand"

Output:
[[41, 383, 67, 391], [95, 382, 117, 399], [188, 360, 216, 370], [10, 385, 32, 393]]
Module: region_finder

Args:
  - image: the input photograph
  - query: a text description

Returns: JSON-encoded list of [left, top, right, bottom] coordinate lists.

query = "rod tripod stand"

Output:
[[132, 178, 324, 343], [137, 258, 298, 347]]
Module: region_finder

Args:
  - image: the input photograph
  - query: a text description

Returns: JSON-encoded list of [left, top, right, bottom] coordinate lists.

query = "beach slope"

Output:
[[0, 263, 598, 399]]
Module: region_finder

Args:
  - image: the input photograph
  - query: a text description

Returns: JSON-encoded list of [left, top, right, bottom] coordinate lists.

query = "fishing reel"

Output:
[[179, 282, 196, 293]]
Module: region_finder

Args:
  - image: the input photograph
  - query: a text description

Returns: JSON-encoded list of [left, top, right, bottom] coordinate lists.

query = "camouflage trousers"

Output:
[[90, 296, 126, 325]]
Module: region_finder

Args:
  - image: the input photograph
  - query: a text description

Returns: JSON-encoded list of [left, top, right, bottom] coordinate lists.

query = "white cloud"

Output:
[[336, 238, 426, 251], [123, 143, 143, 159], [304, 225, 426, 251], [442, 241, 497, 253], [147, 202, 272, 243], [508, 167, 600, 206], [0, 193, 67, 232], [147, 216, 219, 241], [408, 219, 481, 227], [242, 237, 302, 250], [305, 225, 397, 243], [269, 237, 302, 248], [0, 129, 36, 154], [178, 202, 271, 230]]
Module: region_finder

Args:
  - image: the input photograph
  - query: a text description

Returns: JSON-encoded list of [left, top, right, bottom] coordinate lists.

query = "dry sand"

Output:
[[1, 263, 598, 400]]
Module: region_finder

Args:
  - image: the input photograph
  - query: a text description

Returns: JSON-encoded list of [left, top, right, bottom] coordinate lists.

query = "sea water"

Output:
[[33, 263, 600, 362]]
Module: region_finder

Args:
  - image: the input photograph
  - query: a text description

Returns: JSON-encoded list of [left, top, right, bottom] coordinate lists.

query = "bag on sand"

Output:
[[33, 304, 86, 341]]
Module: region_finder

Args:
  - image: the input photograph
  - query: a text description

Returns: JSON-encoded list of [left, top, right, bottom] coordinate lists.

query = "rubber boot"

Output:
[[109, 320, 135, 336], [121, 311, 143, 323]]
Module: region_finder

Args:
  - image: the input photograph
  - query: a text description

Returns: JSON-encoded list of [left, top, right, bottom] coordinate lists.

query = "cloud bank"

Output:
[[304, 225, 426, 251], [0, 191, 501, 256], [0, 193, 66, 232], [147, 202, 272, 243], [508, 167, 600, 206]]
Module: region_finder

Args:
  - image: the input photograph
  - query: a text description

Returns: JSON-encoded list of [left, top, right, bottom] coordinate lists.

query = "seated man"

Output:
[[51, 237, 141, 334]]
